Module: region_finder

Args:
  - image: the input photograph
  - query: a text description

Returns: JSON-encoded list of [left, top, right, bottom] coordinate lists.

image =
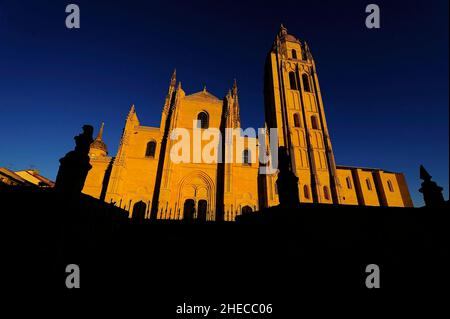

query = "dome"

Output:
[[90, 138, 108, 153], [284, 34, 300, 43]]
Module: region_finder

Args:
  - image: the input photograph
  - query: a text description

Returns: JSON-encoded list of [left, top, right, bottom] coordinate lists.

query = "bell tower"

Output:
[[264, 25, 341, 204]]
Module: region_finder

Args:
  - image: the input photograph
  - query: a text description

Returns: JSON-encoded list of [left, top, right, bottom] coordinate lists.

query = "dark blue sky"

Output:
[[0, 0, 448, 206]]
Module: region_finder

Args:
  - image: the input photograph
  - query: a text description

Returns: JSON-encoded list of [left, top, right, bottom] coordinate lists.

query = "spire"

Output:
[[127, 104, 136, 121], [279, 23, 288, 36], [163, 70, 178, 116], [128, 104, 135, 115], [232, 78, 238, 96], [96, 122, 104, 140], [126, 104, 139, 126], [170, 69, 176, 87], [303, 41, 312, 60], [226, 79, 241, 128]]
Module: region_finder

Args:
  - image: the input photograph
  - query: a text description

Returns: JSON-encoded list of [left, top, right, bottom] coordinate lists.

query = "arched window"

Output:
[[323, 186, 330, 200], [303, 185, 310, 199], [311, 116, 319, 130], [243, 149, 251, 165], [292, 49, 297, 59], [145, 140, 156, 157], [387, 180, 394, 192], [293, 113, 301, 128], [346, 176, 352, 189], [366, 178, 372, 191], [289, 72, 297, 90], [197, 111, 209, 129], [302, 73, 311, 92]]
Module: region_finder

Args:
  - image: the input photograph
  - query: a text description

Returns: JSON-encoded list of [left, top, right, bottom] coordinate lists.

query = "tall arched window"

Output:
[[289, 72, 297, 90], [293, 113, 301, 128], [311, 115, 319, 130], [243, 149, 251, 165], [387, 180, 394, 192], [292, 49, 297, 59], [302, 73, 311, 92], [346, 176, 352, 189], [303, 185, 310, 199], [197, 111, 209, 129], [366, 178, 372, 191], [323, 186, 330, 200], [145, 140, 156, 157]]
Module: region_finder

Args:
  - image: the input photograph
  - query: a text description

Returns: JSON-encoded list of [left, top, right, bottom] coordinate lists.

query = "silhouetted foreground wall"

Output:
[[0, 184, 448, 311]]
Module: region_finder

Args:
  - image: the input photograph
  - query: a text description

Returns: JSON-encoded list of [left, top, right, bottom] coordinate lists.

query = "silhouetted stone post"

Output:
[[276, 146, 299, 207], [419, 165, 445, 207], [55, 125, 93, 196]]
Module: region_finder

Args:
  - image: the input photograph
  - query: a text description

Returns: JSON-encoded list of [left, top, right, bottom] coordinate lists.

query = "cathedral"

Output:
[[82, 25, 413, 221]]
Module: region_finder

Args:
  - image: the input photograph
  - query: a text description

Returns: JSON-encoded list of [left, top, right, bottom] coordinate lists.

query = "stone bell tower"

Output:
[[263, 24, 341, 204]]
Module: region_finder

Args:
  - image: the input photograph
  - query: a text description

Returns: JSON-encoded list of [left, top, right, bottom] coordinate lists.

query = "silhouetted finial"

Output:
[[419, 164, 431, 181], [276, 146, 299, 207], [419, 165, 445, 207], [55, 125, 93, 195], [203, 85, 207, 92]]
